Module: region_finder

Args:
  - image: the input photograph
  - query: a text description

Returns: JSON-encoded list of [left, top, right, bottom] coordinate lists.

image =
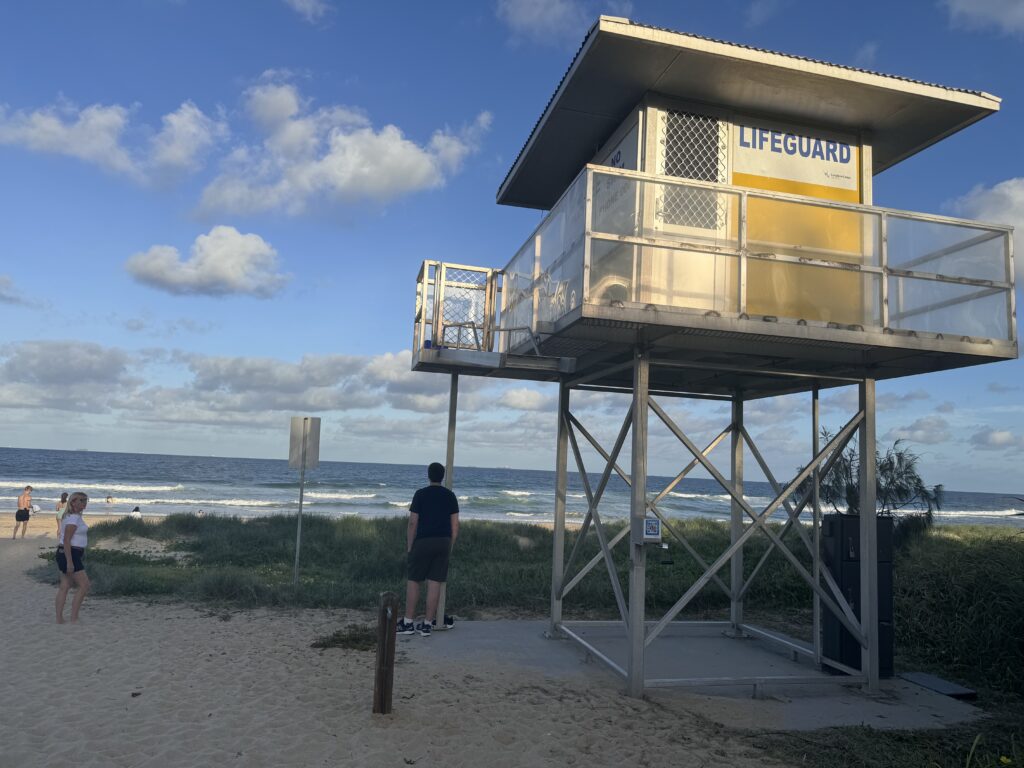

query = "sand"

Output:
[[0, 513, 781, 767]]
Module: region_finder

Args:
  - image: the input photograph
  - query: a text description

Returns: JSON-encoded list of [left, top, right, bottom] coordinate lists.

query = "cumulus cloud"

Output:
[[200, 82, 492, 215], [951, 177, 1024, 231], [936, 401, 956, 413], [943, 0, 1024, 35], [150, 101, 229, 173], [283, 0, 331, 23], [884, 415, 951, 444], [498, 387, 556, 411], [125, 226, 289, 297], [988, 381, 1021, 393], [0, 98, 226, 181], [970, 427, 1024, 450]]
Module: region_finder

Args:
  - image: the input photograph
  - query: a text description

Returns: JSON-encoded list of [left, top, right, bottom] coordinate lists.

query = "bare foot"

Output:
[[56, 618, 65, 624]]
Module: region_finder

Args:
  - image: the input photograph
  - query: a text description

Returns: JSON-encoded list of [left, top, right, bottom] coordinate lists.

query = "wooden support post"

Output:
[[373, 591, 399, 714]]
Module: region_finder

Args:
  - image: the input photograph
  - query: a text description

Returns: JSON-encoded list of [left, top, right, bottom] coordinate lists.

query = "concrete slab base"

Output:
[[398, 619, 982, 732]]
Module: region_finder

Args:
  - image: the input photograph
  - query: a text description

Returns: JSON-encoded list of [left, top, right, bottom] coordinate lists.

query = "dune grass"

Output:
[[38, 513, 1024, 767], [64, 513, 815, 616]]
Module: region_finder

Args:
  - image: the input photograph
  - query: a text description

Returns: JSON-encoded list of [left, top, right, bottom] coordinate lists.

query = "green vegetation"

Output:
[[35, 513, 1024, 767], [43, 513, 813, 614]]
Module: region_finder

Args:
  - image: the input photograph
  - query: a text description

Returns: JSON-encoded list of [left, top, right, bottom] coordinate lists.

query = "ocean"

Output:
[[2, 447, 1022, 528]]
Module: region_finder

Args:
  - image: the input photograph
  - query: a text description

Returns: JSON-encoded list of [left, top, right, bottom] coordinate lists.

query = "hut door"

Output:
[[643, 109, 734, 311]]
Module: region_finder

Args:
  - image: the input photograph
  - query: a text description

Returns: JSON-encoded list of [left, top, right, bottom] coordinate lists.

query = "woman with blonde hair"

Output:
[[55, 492, 91, 624], [55, 492, 68, 535]]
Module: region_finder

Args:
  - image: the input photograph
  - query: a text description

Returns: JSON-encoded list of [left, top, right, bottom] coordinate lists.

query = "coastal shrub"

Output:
[[895, 525, 1024, 694]]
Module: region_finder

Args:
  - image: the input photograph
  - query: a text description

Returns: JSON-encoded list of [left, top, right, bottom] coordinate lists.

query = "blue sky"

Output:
[[0, 0, 1022, 493]]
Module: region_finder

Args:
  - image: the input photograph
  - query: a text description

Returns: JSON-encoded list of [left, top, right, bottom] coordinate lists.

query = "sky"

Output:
[[1, 0, 1023, 493]]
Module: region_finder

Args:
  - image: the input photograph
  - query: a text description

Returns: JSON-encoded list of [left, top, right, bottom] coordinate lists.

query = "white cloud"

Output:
[[125, 226, 289, 297], [937, 401, 956, 413], [988, 381, 1021, 393], [497, 0, 588, 44], [150, 101, 229, 173], [853, 41, 879, 67], [952, 177, 1024, 230], [745, 0, 787, 28], [0, 101, 141, 179], [200, 83, 491, 215], [0, 340, 136, 412], [0, 98, 226, 181], [884, 415, 951, 444], [283, 0, 331, 23], [498, 387, 555, 411], [970, 427, 1024, 450], [943, 0, 1024, 35]]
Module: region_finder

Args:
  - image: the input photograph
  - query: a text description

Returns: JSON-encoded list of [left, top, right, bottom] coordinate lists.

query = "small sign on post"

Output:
[[289, 416, 321, 585]]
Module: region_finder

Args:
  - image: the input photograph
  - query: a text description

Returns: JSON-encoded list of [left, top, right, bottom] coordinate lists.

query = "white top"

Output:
[[59, 513, 88, 549]]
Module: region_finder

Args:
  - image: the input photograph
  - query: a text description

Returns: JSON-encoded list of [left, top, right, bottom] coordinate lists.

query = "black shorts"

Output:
[[15, 508, 30, 522], [407, 536, 451, 583], [56, 546, 85, 574]]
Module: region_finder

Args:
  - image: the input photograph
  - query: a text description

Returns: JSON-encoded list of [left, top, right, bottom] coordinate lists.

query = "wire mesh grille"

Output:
[[658, 110, 728, 231], [441, 267, 488, 348]]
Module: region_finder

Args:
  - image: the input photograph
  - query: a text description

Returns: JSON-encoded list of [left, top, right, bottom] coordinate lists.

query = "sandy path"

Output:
[[0, 526, 780, 768]]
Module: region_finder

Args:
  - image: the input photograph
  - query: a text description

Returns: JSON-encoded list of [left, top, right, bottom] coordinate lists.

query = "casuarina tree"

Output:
[[803, 430, 945, 518]]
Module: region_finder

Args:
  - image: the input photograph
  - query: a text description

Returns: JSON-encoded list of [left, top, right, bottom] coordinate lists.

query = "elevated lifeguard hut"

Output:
[[411, 17, 1016, 696]]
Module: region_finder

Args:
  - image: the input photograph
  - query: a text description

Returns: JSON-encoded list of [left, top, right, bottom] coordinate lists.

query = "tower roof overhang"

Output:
[[497, 16, 1001, 210]]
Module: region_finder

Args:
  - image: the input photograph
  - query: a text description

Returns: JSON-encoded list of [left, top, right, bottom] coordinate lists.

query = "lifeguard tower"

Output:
[[411, 17, 1016, 697]]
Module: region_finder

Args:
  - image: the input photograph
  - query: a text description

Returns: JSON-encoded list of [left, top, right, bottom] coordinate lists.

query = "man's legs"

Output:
[[425, 579, 443, 624], [404, 579, 420, 622]]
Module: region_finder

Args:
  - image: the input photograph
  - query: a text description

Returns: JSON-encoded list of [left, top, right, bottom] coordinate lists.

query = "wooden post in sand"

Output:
[[373, 591, 399, 714]]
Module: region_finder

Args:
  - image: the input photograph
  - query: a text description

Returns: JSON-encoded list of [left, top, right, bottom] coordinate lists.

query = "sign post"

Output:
[[289, 416, 321, 585]]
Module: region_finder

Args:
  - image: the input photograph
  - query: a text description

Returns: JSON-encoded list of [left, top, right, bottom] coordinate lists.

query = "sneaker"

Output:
[[432, 615, 455, 631], [416, 621, 432, 637], [396, 618, 416, 635]]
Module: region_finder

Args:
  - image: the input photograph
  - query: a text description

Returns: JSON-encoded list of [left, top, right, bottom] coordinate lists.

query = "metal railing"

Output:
[[414, 166, 1015, 358]]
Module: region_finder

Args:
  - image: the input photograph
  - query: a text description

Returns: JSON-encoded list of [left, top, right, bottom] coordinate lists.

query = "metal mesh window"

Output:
[[441, 267, 488, 348], [658, 110, 728, 230]]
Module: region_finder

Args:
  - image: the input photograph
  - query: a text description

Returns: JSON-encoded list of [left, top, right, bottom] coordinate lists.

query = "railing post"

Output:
[[738, 192, 748, 314], [433, 264, 446, 348], [584, 167, 593, 306], [880, 212, 889, 328], [1006, 232, 1017, 343]]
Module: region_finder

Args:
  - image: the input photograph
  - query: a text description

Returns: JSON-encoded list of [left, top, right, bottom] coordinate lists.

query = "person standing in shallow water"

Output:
[[14, 485, 32, 539], [55, 492, 91, 624], [397, 462, 459, 637]]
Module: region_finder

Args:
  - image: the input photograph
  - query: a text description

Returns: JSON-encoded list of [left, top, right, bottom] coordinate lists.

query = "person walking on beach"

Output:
[[398, 462, 459, 637], [55, 492, 69, 534], [14, 485, 32, 539], [55, 492, 91, 624]]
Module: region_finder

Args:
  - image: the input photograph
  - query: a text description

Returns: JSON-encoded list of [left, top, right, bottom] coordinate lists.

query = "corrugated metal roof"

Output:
[[497, 17, 989, 202]]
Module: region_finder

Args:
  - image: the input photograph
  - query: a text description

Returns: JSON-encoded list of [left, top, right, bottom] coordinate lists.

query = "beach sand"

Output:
[[0, 514, 778, 768]]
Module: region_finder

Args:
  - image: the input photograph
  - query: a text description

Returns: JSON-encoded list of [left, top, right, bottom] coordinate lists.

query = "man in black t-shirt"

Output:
[[397, 462, 460, 637]]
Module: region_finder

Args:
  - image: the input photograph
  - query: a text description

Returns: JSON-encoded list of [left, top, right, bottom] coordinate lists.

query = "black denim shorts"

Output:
[[56, 546, 85, 574]]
